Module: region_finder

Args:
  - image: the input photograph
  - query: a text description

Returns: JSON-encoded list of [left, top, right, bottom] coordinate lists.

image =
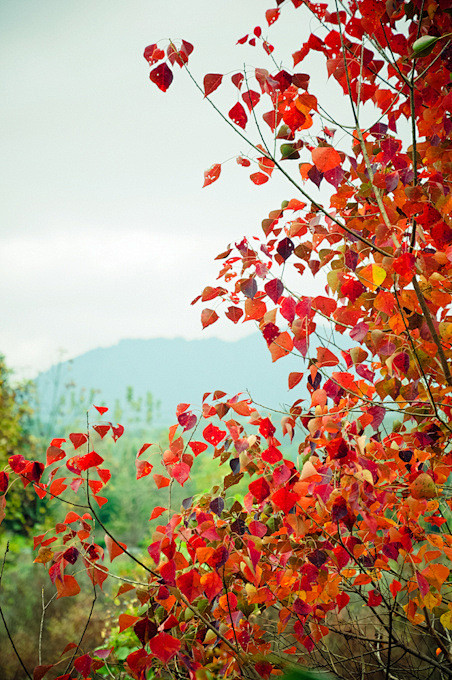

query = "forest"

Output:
[[2, 0, 452, 679]]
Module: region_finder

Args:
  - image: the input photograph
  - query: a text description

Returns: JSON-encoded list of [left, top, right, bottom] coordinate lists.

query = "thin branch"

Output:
[[0, 542, 33, 680], [64, 581, 97, 675], [38, 588, 57, 666], [412, 275, 452, 386]]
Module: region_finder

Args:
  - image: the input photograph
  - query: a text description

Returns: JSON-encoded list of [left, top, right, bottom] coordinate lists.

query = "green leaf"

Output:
[[411, 35, 438, 57], [283, 669, 330, 680]]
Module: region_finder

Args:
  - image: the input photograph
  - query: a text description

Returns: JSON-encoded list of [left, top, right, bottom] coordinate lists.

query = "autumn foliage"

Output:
[[4, 1, 452, 679]]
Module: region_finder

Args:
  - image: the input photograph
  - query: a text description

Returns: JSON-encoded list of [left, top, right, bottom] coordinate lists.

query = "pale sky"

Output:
[[1, 0, 343, 379]]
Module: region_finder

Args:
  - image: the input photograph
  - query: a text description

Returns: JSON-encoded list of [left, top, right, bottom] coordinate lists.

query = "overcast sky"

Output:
[[1, 0, 342, 379]]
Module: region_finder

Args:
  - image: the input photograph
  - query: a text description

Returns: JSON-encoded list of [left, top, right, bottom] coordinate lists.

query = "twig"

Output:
[[38, 587, 57, 665], [0, 542, 33, 680], [64, 580, 97, 675]]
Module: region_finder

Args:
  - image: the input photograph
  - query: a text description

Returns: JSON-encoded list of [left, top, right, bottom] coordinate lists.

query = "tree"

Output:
[[3, 1, 452, 678], [0, 356, 41, 533]]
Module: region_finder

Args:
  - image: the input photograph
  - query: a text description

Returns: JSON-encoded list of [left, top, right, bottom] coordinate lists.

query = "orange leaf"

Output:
[[105, 534, 127, 561], [201, 308, 219, 329], [288, 372, 303, 389], [311, 146, 341, 172], [269, 331, 293, 362], [56, 574, 81, 599], [316, 346, 339, 367], [244, 298, 267, 320], [118, 613, 140, 632], [34, 546, 54, 564], [153, 474, 171, 489], [228, 400, 252, 416], [353, 574, 372, 586]]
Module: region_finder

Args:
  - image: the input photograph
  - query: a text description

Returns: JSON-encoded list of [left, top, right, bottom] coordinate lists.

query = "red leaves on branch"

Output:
[[8, 5, 452, 680]]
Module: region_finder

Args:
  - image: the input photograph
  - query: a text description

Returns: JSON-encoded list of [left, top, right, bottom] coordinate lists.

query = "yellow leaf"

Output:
[[327, 269, 340, 292], [441, 609, 452, 630], [34, 546, 54, 564], [357, 264, 386, 292]]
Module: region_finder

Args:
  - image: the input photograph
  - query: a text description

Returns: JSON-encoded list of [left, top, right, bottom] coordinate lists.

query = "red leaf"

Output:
[[249, 477, 271, 503], [73, 654, 91, 677], [393, 252, 416, 280], [367, 589, 383, 607], [0, 471, 8, 493], [288, 372, 303, 389], [176, 569, 203, 603], [138, 443, 152, 457], [272, 488, 299, 513], [225, 306, 243, 323], [188, 441, 208, 456], [181, 39, 194, 58], [149, 62, 173, 92], [143, 44, 164, 64], [119, 613, 141, 632], [203, 163, 221, 187], [242, 89, 260, 111], [203, 424, 226, 446], [97, 468, 111, 484], [136, 459, 153, 479], [170, 462, 191, 486], [150, 506, 167, 520], [228, 102, 248, 129], [250, 172, 269, 185], [316, 346, 339, 367], [231, 72, 244, 89], [148, 632, 181, 664], [112, 423, 124, 441], [153, 474, 171, 489], [237, 156, 251, 167], [46, 446, 65, 466], [93, 425, 110, 439], [94, 405, 108, 415], [33, 665, 54, 680], [56, 574, 80, 599], [266, 8, 280, 25], [201, 308, 219, 328], [203, 73, 223, 96], [262, 446, 283, 464], [69, 433, 87, 450], [265, 278, 283, 303], [105, 535, 127, 562], [77, 450, 104, 471], [49, 478, 67, 496]]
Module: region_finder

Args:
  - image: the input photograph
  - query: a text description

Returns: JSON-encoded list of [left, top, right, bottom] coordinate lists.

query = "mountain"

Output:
[[34, 334, 312, 427]]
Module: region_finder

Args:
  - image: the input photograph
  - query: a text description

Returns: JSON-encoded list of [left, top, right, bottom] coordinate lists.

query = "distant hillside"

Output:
[[35, 334, 315, 428]]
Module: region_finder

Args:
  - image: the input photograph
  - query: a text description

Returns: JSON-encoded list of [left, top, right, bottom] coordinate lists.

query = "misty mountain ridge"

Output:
[[35, 333, 318, 428]]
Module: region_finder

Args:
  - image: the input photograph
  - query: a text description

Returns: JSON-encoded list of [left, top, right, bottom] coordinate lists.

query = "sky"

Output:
[[1, 0, 343, 379]]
